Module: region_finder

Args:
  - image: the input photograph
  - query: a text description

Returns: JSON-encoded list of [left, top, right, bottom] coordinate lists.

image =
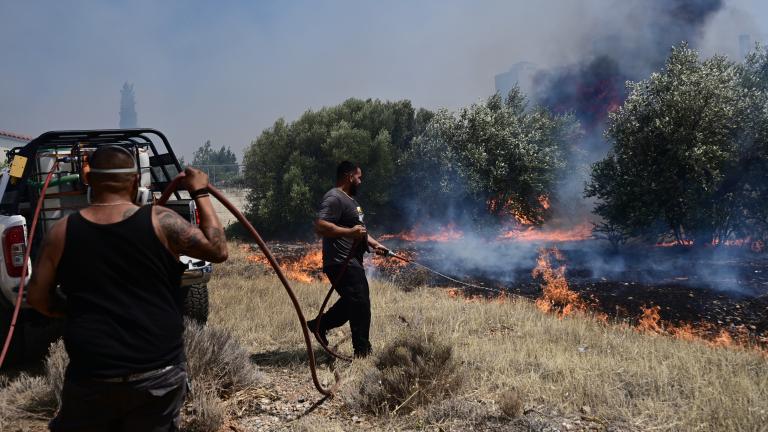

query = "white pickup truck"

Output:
[[0, 129, 213, 364]]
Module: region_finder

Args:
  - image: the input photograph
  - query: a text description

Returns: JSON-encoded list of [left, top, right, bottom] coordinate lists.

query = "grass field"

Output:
[[2, 241, 767, 431], [208, 242, 768, 431]]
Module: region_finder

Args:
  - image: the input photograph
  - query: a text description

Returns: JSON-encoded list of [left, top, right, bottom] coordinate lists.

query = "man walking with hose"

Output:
[[27, 145, 228, 431], [308, 161, 388, 358]]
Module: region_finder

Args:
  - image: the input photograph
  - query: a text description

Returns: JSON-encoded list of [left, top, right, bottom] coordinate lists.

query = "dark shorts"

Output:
[[49, 364, 188, 432]]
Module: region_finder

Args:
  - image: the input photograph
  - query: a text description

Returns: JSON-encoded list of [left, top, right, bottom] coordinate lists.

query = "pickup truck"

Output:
[[0, 129, 213, 364]]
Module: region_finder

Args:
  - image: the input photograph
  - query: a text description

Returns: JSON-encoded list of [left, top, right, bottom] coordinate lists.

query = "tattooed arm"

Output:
[[153, 167, 228, 263], [27, 218, 66, 317]]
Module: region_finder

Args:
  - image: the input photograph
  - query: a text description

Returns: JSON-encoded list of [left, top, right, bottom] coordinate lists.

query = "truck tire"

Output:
[[183, 283, 209, 324]]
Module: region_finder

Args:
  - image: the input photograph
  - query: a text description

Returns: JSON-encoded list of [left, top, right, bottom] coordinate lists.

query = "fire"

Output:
[[379, 223, 463, 242], [637, 305, 663, 333], [532, 247, 586, 317], [636, 305, 764, 352], [655, 237, 766, 251], [246, 247, 323, 283], [499, 222, 593, 243], [487, 195, 550, 226]]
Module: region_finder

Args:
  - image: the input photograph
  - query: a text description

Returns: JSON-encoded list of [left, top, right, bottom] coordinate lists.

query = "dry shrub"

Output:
[[0, 374, 53, 426], [353, 330, 461, 414], [184, 318, 263, 397], [497, 388, 524, 418], [0, 339, 67, 427], [183, 383, 225, 432], [44, 339, 68, 407]]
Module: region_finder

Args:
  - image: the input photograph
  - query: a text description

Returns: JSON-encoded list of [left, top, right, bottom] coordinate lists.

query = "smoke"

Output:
[[388, 0, 765, 297], [533, 0, 724, 140]]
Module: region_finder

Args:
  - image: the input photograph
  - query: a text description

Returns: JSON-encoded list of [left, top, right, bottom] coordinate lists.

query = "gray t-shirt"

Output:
[[317, 188, 367, 269]]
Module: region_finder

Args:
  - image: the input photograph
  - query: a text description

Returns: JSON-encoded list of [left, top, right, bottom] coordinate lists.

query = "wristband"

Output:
[[190, 187, 210, 199]]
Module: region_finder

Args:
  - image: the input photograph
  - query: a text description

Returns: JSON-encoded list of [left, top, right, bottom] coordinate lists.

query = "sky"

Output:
[[1, 0, 767, 161]]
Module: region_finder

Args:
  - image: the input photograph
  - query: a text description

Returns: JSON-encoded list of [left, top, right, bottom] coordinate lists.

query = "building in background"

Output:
[[0, 130, 33, 161]]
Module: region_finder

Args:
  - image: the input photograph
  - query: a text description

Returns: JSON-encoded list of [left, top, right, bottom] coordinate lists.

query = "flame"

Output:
[[499, 222, 593, 243], [379, 223, 463, 242], [538, 195, 551, 210], [370, 250, 415, 272], [656, 237, 766, 251], [638, 305, 663, 333], [636, 305, 765, 352], [246, 247, 323, 283], [487, 196, 549, 226], [532, 247, 586, 317]]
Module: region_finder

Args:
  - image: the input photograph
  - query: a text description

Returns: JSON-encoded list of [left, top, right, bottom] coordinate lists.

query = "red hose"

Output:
[[0, 162, 60, 368], [159, 174, 342, 396]]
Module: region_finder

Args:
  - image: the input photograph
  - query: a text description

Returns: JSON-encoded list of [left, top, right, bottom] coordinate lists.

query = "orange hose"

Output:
[[159, 174, 341, 396]]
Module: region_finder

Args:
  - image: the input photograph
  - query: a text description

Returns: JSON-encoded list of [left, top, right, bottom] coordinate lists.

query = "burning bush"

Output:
[[350, 330, 462, 415], [402, 89, 580, 226]]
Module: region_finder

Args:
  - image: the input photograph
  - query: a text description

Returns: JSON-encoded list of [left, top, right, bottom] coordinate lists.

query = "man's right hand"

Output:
[[349, 225, 367, 239], [183, 167, 209, 193]]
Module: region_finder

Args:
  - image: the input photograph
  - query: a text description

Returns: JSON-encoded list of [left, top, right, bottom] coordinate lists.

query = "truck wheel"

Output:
[[183, 283, 209, 324]]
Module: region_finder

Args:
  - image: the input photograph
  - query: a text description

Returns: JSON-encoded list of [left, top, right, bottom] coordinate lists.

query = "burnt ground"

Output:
[[252, 240, 768, 348], [260, 240, 768, 347], [377, 240, 768, 346]]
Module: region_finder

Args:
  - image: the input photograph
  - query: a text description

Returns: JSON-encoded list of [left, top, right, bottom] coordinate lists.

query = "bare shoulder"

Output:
[[47, 215, 68, 241]]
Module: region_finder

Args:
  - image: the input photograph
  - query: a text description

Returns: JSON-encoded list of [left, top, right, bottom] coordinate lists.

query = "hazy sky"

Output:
[[2, 0, 767, 160]]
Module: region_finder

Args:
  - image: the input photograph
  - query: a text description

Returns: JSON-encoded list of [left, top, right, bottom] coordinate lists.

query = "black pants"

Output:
[[320, 265, 372, 357], [49, 364, 188, 432]]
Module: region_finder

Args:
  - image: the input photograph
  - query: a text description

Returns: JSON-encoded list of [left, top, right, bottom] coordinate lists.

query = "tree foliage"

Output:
[[403, 89, 580, 226], [242, 99, 421, 237], [586, 43, 768, 245], [242, 93, 578, 238], [192, 140, 239, 185]]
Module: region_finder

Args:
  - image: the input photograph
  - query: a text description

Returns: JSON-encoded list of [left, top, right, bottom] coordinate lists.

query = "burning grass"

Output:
[[206, 242, 768, 431]]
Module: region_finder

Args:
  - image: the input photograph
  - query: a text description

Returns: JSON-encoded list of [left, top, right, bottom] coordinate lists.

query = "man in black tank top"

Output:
[[27, 146, 228, 432], [309, 161, 390, 358]]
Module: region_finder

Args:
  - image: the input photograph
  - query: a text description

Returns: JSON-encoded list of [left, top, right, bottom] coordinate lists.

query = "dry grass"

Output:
[[0, 315, 262, 430], [210, 241, 768, 431], [183, 382, 227, 432]]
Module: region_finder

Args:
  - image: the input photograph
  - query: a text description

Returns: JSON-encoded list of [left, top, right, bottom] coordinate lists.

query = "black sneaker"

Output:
[[306, 319, 329, 346]]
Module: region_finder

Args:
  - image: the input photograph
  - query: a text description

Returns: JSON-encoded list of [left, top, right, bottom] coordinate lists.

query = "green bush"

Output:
[[587, 43, 768, 246]]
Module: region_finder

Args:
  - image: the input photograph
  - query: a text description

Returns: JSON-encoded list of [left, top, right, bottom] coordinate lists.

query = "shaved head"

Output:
[[88, 146, 138, 194]]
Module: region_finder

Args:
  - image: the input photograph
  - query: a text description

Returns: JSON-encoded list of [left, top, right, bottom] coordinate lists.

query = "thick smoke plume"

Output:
[[533, 0, 724, 144]]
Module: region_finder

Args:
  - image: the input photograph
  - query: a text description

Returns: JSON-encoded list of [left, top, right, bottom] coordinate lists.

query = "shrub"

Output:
[[183, 319, 263, 397], [353, 330, 462, 414], [497, 388, 524, 418], [183, 383, 226, 432], [44, 339, 67, 407]]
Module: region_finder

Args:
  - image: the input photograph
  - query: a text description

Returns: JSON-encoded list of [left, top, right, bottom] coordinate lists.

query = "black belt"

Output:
[[91, 364, 177, 383]]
